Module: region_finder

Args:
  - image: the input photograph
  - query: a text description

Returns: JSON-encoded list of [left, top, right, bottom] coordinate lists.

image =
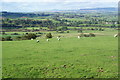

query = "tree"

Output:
[[5, 36, 12, 41], [46, 33, 52, 38], [22, 33, 37, 40]]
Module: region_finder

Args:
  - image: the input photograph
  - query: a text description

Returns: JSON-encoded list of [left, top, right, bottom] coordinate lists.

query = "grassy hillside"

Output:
[[2, 35, 118, 78]]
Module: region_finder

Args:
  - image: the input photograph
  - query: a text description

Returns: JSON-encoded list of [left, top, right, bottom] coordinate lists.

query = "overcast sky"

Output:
[[1, 0, 119, 12]]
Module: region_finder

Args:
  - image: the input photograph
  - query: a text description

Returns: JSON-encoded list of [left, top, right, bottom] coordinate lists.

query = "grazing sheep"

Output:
[[114, 34, 118, 37], [46, 39, 49, 41], [31, 38, 33, 40], [78, 36, 80, 39], [36, 40, 39, 43], [57, 37, 59, 39], [58, 38, 60, 41]]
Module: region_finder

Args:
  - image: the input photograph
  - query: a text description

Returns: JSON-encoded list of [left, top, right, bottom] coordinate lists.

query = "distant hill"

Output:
[[80, 7, 117, 11], [50, 7, 118, 12], [1, 7, 117, 18], [0, 11, 53, 18]]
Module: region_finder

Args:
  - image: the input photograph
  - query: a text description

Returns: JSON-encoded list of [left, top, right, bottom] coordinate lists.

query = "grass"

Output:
[[2, 35, 118, 78], [25, 27, 48, 30]]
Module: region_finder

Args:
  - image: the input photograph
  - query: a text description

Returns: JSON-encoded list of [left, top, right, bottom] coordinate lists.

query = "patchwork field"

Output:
[[2, 33, 118, 78]]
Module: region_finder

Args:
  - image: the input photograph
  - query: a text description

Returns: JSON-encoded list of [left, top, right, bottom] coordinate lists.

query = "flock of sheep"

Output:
[[35, 33, 118, 43], [36, 36, 61, 43]]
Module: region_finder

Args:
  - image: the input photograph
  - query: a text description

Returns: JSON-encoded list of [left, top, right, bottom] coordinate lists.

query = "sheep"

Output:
[[114, 34, 118, 37], [46, 39, 49, 42], [31, 38, 33, 40], [57, 37, 59, 39], [77, 36, 80, 39], [36, 40, 39, 43], [58, 38, 60, 41]]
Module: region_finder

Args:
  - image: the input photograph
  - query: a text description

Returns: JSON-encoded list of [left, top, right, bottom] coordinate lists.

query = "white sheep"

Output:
[[36, 40, 39, 43], [58, 38, 60, 41], [78, 36, 80, 39], [31, 38, 33, 40], [114, 34, 118, 37], [46, 39, 49, 41]]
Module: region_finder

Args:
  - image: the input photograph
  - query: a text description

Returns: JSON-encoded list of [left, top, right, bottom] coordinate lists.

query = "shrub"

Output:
[[78, 29, 83, 33], [27, 33, 37, 39], [11, 33, 19, 35], [80, 33, 85, 37], [14, 36, 22, 40], [95, 28, 98, 30], [46, 33, 52, 38], [99, 28, 104, 31], [58, 28, 62, 31], [26, 33, 28, 34], [59, 31, 64, 33], [67, 31, 69, 33], [39, 28, 42, 29], [0, 37, 5, 41], [38, 32, 43, 34], [89, 33, 96, 37], [58, 35, 61, 37], [61, 27, 68, 31], [84, 34, 90, 37], [79, 33, 90, 37], [87, 28, 90, 30], [22, 33, 37, 40], [91, 28, 95, 30], [4, 36, 12, 41], [2, 31, 6, 35], [21, 35, 28, 40]]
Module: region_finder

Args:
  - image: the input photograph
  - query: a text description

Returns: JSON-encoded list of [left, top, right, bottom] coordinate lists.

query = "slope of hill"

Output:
[[80, 7, 117, 11], [0, 7, 117, 18]]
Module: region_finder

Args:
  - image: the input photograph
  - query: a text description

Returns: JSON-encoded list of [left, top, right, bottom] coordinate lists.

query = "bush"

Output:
[[21, 35, 28, 40], [80, 33, 85, 37], [14, 36, 22, 40], [80, 33, 95, 37], [89, 33, 96, 37], [0, 37, 5, 41], [99, 28, 104, 31], [2, 31, 6, 35], [91, 28, 95, 30], [26, 33, 28, 34], [46, 33, 52, 38], [58, 28, 62, 31], [38, 32, 43, 34], [84, 34, 90, 37], [95, 28, 98, 30], [67, 31, 69, 33], [87, 28, 90, 30], [22, 33, 37, 40], [61, 27, 68, 31], [11, 33, 19, 35], [58, 35, 61, 37], [80, 33, 89, 37], [4, 36, 12, 41], [27, 33, 37, 39], [59, 31, 64, 33], [78, 29, 83, 33]]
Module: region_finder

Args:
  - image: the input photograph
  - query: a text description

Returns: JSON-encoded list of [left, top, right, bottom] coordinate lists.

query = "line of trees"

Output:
[[1, 18, 118, 30], [0, 33, 37, 41]]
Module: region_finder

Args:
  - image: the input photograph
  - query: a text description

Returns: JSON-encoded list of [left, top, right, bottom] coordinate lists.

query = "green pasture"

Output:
[[2, 34, 118, 78]]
